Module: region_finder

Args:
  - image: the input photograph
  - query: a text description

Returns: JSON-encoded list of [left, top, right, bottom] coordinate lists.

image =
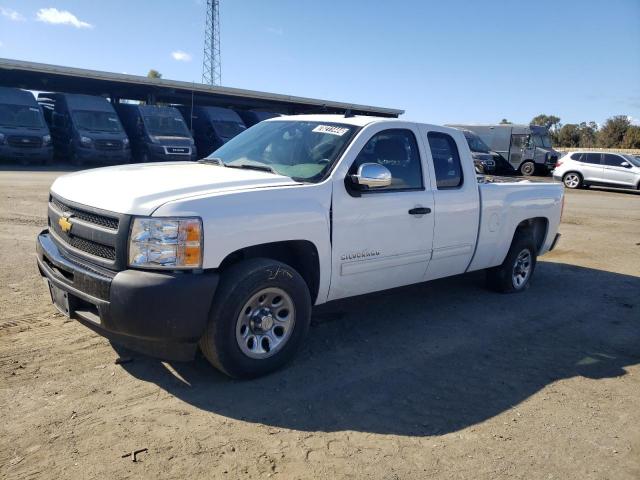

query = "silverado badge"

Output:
[[58, 215, 73, 233]]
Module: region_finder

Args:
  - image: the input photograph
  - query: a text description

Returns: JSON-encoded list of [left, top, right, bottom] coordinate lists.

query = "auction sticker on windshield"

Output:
[[312, 125, 350, 136]]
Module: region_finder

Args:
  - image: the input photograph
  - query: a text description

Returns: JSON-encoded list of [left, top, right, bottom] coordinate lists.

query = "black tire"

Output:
[[519, 161, 536, 176], [562, 171, 582, 189], [486, 231, 538, 293], [200, 258, 312, 378]]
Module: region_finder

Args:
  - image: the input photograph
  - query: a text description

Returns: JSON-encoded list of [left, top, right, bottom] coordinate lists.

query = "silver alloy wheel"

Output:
[[563, 173, 580, 188], [235, 287, 296, 359], [512, 248, 532, 289]]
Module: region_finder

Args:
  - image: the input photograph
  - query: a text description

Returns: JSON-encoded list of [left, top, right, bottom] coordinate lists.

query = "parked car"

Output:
[[177, 106, 245, 158], [0, 87, 53, 164], [553, 151, 640, 190], [38, 93, 130, 165], [115, 104, 196, 163], [455, 128, 518, 175], [234, 110, 281, 128], [36, 114, 563, 378], [450, 124, 560, 176]]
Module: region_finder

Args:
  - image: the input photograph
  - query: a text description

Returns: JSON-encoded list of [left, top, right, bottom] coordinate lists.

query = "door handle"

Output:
[[408, 207, 431, 215]]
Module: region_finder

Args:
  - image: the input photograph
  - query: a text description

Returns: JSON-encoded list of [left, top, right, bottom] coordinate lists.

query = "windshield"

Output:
[[205, 120, 358, 182], [213, 121, 246, 139], [143, 114, 191, 137], [532, 134, 552, 148], [464, 131, 491, 153], [72, 110, 123, 133], [623, 154, 640, 167], [0, 104, 44, 128]]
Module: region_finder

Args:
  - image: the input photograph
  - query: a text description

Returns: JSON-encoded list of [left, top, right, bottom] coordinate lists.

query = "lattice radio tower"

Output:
[[202, 0, 221, 86]]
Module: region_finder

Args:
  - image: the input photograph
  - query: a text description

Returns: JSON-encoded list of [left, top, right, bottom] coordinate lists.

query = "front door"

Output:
[[329, 126, 434, 300], [602, 154, 638, 187], [510, 134, 529, 168]]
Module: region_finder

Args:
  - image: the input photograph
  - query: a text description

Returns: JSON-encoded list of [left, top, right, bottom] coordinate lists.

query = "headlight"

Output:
[[128, 217, 202, 269], [0, 133, 5, 144], [80, 136, 92, 146], [123, 137, 130, 147], [43, 134, 51, 145]]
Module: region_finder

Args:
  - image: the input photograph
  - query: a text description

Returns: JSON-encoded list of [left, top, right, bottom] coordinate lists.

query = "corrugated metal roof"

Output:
[[0, 57, 404, 117]]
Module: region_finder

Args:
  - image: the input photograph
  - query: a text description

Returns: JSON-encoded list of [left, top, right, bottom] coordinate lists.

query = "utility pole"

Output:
[[202, 0, 221, 86]]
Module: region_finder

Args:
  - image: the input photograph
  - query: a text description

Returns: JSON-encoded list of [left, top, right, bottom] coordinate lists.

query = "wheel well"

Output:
[[514, 217, 548, 253], [219, 240, 321, 303]]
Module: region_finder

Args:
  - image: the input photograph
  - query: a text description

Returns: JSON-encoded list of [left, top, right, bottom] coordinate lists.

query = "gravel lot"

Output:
[[1, 168, 639, 479]]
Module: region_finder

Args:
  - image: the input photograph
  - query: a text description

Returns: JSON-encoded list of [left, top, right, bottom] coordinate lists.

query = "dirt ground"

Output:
[[1, 168, 639, 479]]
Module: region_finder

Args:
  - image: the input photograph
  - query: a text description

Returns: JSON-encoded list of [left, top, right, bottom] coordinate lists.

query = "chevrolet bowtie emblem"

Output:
[[58, 215, 73, 233]]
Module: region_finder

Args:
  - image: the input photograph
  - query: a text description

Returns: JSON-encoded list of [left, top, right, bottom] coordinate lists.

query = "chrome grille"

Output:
[[51, 197, 119, 230], [48, 194, 129, 270]]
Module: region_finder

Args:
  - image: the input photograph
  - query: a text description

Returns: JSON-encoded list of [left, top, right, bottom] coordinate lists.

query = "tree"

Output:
[[499, 118, 512, 124], [531, 114, 561, 131], [557, 124, 580, 147], [622, 125, 640, 149], [598, 115, 631, 148], [147, 69, 162, 79], [531, 114, 561, 144], [577, 122, 598, 148]]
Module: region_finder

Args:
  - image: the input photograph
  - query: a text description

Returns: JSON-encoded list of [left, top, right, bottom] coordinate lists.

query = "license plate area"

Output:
[[45, 279, 70, 317]]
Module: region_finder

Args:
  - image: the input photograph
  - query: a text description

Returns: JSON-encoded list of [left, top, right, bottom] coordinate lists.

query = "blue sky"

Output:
[[1, 0, 639, 125]]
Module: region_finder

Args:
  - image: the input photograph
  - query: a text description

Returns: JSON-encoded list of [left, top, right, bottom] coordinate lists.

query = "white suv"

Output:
[[553, 151, 640, 190]]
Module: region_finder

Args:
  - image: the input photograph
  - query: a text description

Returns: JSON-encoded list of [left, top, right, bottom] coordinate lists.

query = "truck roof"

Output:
[[269, 114, 454, 134], [0, 86, 37, 105]]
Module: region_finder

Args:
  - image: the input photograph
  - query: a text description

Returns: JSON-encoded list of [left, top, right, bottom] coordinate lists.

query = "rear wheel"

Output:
[[562, 172, 582, 189], [486, 232, 538, 293], [519, 161, 536, 176], [200, 258, 311, 378]]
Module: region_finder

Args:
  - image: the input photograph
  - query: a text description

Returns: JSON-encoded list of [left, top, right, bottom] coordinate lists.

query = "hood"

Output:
[[51, 162, 299, 215]]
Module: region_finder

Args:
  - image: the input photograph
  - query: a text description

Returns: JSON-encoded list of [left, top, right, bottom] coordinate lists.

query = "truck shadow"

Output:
[[115, 262, 640, 437]]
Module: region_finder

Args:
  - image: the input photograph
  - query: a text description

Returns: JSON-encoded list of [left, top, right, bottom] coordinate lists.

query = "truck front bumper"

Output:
[[36, 230, 219, 360]]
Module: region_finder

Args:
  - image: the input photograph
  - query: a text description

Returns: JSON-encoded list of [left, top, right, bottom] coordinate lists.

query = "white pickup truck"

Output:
[[37, 114, 563, 378]]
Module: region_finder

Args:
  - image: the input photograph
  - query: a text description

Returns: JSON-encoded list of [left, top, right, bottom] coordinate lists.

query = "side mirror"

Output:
[[621, 161, 630, 168], [350, 163, 392, 189]]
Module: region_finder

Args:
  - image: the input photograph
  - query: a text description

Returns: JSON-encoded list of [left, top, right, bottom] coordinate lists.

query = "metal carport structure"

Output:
[[0, 57, 403, 117]]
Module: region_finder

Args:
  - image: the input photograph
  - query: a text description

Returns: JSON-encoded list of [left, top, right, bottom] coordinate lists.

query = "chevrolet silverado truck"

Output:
[[37, 115, 563, 378]]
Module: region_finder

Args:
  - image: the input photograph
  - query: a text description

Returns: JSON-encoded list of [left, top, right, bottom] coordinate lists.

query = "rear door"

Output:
[[329, 125, 434, 300], [580, 152, 604, 182], [419, 127, 480, 281], [602, 154, 637, 187]]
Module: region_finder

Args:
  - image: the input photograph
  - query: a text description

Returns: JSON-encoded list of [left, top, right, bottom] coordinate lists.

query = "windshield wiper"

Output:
[[227, 164, 278, 174], [199, 157, 225, 166]]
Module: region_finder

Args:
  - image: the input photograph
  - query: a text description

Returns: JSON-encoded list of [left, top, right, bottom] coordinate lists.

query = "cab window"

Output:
[[350, 129, 423, 191], [427, 132, 463, 189], [603, 154, 629, 167]]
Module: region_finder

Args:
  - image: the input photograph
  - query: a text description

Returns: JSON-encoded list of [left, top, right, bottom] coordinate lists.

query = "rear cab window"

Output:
[[427, 132, 463, 189]]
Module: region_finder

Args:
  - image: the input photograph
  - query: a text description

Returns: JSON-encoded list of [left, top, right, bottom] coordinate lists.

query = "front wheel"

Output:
[[519, 161, 536, 176], [486, 232, 537, 293], [200, 258, 311, 378]]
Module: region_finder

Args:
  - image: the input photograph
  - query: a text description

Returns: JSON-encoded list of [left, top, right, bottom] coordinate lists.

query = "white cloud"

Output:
[[267, 26, 283, 36], [171, 50, 192, 62], [36, 8, 92, 28], [628, 116, 640, 127], [0, 6, 25, 21]]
